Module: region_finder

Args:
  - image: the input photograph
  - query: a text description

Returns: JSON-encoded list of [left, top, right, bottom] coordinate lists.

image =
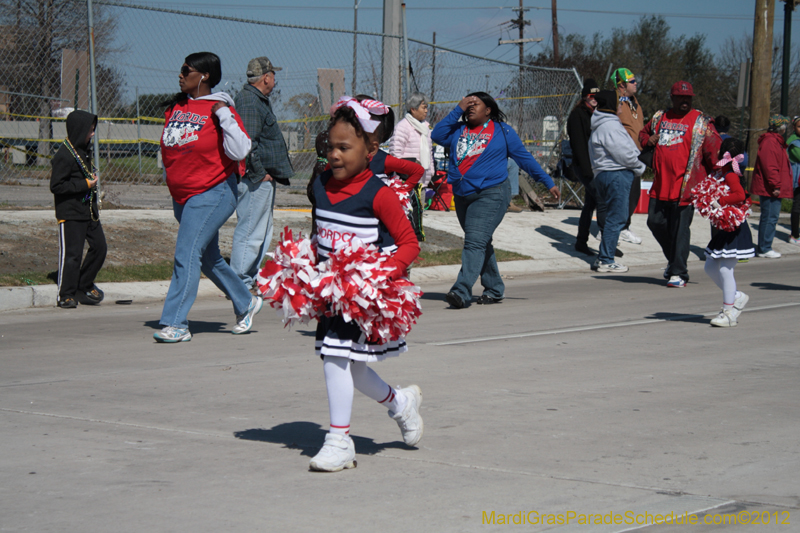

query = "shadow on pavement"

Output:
[[591, 275, 666, 286], [689, 244, 706, 261], [143, 319, 228, 333], [751, 281, 800, 291], [535, 225, 596, 263], [420, 291, 448, 301], [234, 422, 411, 457], [644, 311, 708, 324]]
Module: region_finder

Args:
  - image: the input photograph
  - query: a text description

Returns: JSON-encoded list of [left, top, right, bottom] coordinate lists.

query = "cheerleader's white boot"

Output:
[[710, 308, 738, 328], [309, 433, 357, 472], [389, 385, 424, 447]]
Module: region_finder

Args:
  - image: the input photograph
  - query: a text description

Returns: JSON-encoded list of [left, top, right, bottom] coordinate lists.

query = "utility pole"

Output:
[[381, 0, 401, 105], [352, 0, 359, 95], [509, 0, 530, 70], [748, 0, 775, 180], [780, 0, 798, 115], [552, 0, 559, 67], [431, 32, 436, 106]]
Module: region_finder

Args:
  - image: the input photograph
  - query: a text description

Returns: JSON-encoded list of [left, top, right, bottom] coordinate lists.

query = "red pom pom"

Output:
[[311, 238, 423, 343], [382, 176, 413, 213], [256, 227, 323, 327], [691, 174, 750, 230]]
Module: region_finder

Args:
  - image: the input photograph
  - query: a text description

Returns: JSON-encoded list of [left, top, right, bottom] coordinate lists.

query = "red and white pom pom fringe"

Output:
[[311, 238, 423, 343], [691, 174, 751, 232], [382, 176, 413, 213], [256, 231, 423, 341], [256, 227, 323, 327]]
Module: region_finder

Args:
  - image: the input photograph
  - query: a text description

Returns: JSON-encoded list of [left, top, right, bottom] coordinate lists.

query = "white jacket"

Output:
[[589, 111, 645, 177], [389, 117, 434, 185]]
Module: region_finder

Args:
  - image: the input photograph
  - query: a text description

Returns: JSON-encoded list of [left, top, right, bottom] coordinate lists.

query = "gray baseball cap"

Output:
[[246, 56, 282, 77]]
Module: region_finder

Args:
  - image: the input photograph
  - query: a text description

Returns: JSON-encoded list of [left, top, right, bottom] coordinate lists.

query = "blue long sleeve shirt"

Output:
[[431, 105, 555, 196]]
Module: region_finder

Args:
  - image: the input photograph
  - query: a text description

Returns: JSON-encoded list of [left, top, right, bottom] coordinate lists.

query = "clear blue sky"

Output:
[[110, 0, 800, 109], [127, 0, 800, 61]]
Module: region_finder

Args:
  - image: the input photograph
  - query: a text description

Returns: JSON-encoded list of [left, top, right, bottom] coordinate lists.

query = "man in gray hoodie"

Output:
[[589, 90, 646, 272]]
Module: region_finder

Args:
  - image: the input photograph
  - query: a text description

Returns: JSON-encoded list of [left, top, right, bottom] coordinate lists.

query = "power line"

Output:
[[120, 2, 799, 21]]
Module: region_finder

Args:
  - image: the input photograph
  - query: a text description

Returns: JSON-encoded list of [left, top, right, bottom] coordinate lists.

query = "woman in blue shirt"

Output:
[[432, 92, 560, 308]]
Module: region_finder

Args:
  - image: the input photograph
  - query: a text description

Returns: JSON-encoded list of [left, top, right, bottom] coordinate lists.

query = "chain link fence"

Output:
[[0, 1, 581, 200]]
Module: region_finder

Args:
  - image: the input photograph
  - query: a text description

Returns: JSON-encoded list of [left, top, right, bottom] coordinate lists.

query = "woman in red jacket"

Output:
[[751, 114, 793, 258], [155, 52, 259, 343]]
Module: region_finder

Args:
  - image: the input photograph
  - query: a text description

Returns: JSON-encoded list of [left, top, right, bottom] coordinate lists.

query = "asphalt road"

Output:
[[1, 256, 798, 532]]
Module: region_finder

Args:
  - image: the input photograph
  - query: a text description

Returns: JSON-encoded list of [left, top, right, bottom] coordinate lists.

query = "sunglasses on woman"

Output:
[[180, 65, 197, 76]]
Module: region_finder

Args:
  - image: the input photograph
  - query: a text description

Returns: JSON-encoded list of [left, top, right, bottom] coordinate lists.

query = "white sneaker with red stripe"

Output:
[[309, 433, 357, 472], [389, 385, 424, 447]]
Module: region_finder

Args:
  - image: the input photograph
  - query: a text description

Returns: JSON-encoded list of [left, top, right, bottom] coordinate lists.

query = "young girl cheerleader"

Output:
[[308, 97, 423, 472], [702, 138, 755, 327]]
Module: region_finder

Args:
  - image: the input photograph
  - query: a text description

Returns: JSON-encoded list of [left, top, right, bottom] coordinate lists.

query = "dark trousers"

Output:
[[792, 186, 800, 239], [647, 199, 694, 281], [57, 219, 107, 302], [625, 175, 641, 230], [576, 175, 604, 245]]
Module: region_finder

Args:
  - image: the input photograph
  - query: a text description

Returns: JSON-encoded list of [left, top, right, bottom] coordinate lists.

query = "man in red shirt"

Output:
[[639, 81, 721, 288]]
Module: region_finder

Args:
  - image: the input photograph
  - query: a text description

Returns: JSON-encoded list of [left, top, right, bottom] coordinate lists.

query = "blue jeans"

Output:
[[593, 169, 634, 264], [506, 158, 520, 196], [231, 176, 276, 289], [757, 196, 782, 253], [160, 176, 252, 329], [451, 179, 512, 301]]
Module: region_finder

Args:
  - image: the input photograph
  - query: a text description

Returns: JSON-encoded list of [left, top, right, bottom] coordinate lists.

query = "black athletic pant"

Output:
[[791, 186, 800, 239], [576, 175, 604, 245], [624, 175, 641, 230], [647, 199, 694, 281], [57, 219, 107, 302]]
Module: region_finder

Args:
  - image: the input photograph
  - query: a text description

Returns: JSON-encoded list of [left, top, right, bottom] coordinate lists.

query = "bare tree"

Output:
[[0, 0, 118, 159]]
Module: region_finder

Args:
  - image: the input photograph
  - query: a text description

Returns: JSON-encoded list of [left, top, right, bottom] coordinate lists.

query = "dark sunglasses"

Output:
[[628, 79, 637, 84], [180, 65, 197, 76]]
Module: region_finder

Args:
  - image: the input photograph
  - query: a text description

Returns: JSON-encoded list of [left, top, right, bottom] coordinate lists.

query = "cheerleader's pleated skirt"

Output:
[[705, 221, 755, 260], [315, 314, 407, 362]]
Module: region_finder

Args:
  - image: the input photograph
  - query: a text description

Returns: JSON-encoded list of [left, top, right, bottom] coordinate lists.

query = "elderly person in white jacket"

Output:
[[390, 92, 434, 186], [588, 90, 646, 274]]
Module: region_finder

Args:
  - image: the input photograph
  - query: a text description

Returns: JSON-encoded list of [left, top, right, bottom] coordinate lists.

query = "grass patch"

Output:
[[1, 249, 531, 287], [414, 248, 530, 268], [0, 260, 174, 287], [103, 156, 161, 174]]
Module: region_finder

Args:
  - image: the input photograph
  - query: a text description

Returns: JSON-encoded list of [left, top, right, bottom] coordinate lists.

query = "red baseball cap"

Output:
[[671, 81, 695, 96]]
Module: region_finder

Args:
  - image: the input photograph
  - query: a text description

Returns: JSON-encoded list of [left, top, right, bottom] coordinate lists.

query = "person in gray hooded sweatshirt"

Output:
[[588, 90, 645, 273]]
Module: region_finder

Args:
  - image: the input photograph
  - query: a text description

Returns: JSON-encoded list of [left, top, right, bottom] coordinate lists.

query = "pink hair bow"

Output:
[[331, 96, 389, 133], [716, 151, 744, 176]]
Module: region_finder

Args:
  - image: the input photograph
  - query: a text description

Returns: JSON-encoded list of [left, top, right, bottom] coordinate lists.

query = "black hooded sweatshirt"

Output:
[[50, 110, 99, 221]]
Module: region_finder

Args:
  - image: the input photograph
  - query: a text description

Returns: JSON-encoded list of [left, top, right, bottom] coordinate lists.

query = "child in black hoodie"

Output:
[[50, 110, 107, 308]]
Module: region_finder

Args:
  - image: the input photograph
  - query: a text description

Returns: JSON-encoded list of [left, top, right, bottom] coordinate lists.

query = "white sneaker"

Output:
[[153, 326, 192, 343], [595, 262, 628, 273], [732, 292, 749, 319], [309, 433, 357, 472], [710, 308, 738, 327], [789, 236, 800, 246], [757, 250, 782, 259], [232, 296, 263, 335], [389, 385, 424, 446], [619, 229, 642, 244]]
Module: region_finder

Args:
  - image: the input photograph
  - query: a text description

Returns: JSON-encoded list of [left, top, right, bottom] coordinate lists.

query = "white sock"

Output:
[[322, 356, 353, 435]]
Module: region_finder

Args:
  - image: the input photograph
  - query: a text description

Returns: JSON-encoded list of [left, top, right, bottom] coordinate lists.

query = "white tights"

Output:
[[322, 356, 403, 434], [704, 257, 739, 307]]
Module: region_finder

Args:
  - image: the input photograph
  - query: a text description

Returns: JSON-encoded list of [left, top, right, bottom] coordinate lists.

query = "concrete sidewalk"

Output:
[[2, 208, 797, 311]]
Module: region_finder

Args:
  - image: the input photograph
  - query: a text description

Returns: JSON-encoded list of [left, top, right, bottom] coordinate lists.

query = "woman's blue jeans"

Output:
[[451, 179, 512, 301], [593, 169, 634, 264], [160, 176, 252, 329], [757, 196, 783, 253]]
